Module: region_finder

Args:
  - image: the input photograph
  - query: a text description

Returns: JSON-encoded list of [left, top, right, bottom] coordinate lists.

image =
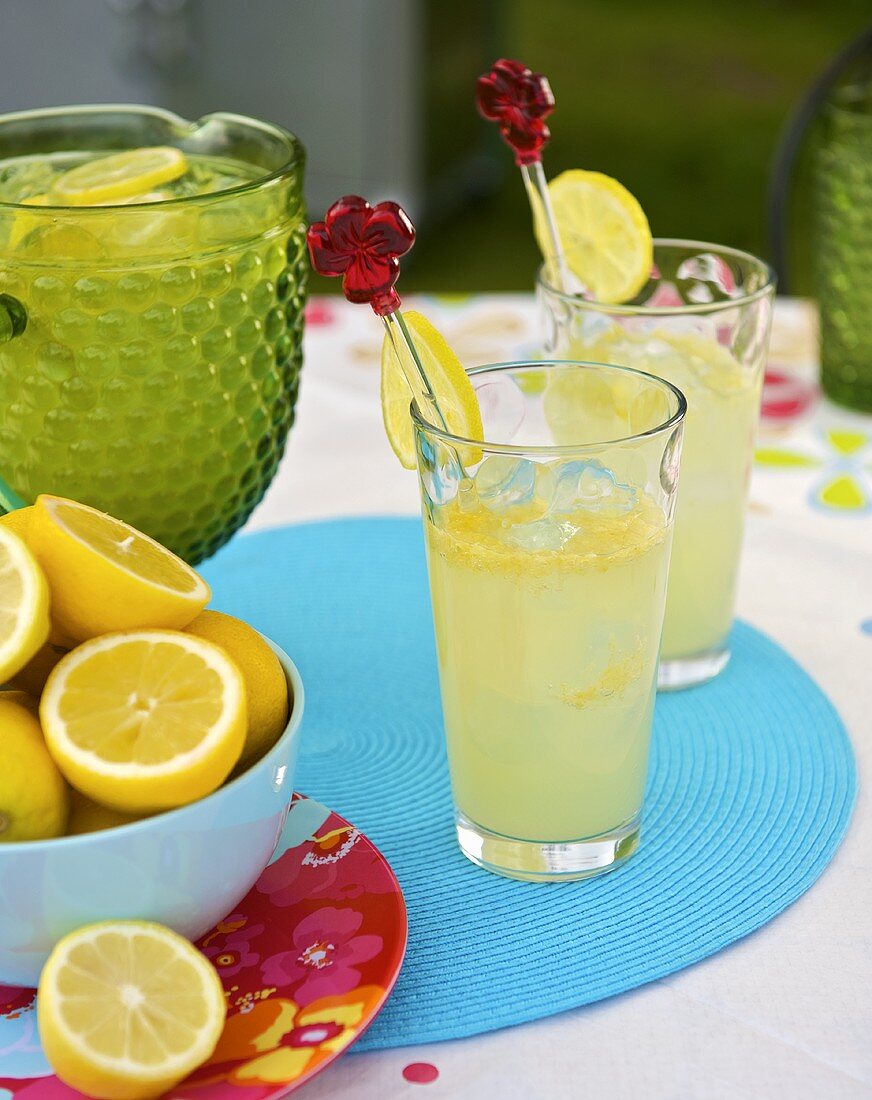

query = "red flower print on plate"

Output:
[[261, 906, 383, 1006], [201, 914, 265, 977]]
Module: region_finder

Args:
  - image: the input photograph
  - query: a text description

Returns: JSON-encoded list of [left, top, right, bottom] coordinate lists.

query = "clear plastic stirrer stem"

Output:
[[476, 58, 574, 294], [383, 310, 448, 432], [520, 160, 573, 292]]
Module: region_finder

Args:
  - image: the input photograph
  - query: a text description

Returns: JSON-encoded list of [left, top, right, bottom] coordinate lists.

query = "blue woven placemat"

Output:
[[201, 517, 857, 1049]]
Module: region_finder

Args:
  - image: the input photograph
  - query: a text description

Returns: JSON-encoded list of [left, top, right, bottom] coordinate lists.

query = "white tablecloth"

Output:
[[249, 295, 871, 1099]]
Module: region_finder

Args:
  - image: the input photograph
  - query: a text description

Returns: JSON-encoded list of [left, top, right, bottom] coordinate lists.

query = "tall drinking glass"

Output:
[[538, 242, 775, 689], [414, 361, 685, 881], [0, 105, 308, 563]]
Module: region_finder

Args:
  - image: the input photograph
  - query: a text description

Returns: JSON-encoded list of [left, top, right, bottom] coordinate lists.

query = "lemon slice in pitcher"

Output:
[[52, 146, 187, 205], [536, 169, 653, 304], [38, 920, 226, 1099], [381, 311, 483, 469]]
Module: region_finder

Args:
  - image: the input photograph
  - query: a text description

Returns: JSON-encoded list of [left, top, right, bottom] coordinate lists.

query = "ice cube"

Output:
[[475, 455, 536, 510], [419, 437, 462, 506], [550, 460, 637, 517], [675, 253, 737, 304], [505, 517, 570, 552], [474, 374, 525, 443]]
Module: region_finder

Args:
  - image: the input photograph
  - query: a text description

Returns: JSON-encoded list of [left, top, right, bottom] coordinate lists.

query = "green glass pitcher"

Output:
[[814, 84, 872, 412], [0, 105, 307, 562]]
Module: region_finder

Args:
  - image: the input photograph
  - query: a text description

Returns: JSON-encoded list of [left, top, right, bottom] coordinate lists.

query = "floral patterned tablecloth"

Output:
[[250, 295, 871, 1100]]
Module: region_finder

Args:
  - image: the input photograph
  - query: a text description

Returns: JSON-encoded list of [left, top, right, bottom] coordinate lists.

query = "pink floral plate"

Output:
[[0, 794, 407, 1098]]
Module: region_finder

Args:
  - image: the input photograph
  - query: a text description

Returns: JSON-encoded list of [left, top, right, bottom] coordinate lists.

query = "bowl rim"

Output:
[[0, 636, 304, 852]]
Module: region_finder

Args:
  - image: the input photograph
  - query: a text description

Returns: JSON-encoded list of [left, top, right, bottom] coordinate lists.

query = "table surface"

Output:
[[248, 295, 871, 1100]]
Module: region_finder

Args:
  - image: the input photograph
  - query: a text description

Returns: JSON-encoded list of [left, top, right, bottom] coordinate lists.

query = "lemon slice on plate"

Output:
[[30, 496, 210, 642], [536, 169, 653, 304], [381, 310, 483, 469], [38, 920, 226, 1099], [52, 146, 187, 206], [0, 525, 50, 682], [41, 629, 246, 812]]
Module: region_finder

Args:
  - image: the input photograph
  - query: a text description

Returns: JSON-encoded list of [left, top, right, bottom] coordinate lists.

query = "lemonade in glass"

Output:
[[414, 360, 685, 880], [0, 106, 308, 563], [539, 241, 775, 688]]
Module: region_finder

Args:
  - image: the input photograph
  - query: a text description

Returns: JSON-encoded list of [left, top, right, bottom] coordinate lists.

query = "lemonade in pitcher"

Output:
[[0, 106, 308, 563]]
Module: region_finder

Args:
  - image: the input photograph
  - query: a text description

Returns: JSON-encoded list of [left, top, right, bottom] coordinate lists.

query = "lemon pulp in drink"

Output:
[[423, 463, 670, 842], [0, 145, 307, 562], [560, 329, 759, 661]]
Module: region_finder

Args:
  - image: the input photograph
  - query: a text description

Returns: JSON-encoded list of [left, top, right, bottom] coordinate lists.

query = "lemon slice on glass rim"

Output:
[[52, 146, 188, 205], [380, 310, 484, 469], [536, 169, 653, 304]]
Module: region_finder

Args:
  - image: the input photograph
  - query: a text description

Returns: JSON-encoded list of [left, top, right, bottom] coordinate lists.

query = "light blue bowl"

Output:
[[0, 641, 304, 986]]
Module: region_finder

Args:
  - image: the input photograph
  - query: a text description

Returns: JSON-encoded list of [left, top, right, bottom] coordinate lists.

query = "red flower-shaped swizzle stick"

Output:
[[307, 196, 448, 430], [476, 59, 570, 290]]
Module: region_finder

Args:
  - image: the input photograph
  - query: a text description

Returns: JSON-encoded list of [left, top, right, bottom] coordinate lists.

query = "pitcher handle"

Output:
[[0, 294, 27, 343]]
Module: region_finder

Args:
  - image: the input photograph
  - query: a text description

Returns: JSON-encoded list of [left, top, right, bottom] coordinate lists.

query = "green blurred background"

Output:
[[391, 0, 871, 295]]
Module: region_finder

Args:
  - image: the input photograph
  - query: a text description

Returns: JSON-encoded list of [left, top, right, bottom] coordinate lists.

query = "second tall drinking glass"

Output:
[[414, 360, 685, 881], [539, 241, 775, 689]]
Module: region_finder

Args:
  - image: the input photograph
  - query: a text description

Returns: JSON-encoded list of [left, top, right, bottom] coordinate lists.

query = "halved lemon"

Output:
[[380, 310, 483, 469], [29, 496, 210, 642], [536, 169, 653, 304], [0, 525, 50, 682], [38, 920, 226, 1100], [52, 147, 187, 206], [40, 629, 246, 813]]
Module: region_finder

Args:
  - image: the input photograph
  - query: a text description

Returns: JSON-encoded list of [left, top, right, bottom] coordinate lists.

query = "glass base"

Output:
[[455, 811, 641, 882], [658, 646, 730, 691]]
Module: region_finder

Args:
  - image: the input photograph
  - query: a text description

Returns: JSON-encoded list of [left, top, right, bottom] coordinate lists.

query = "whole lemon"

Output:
[[0, 506, 34, 542], [66, 790, 143, 835], [5, 641, 68, 697], [1, 689, 40, 715], [0, 695, 69, 841], [186, 610, 289, 768]]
